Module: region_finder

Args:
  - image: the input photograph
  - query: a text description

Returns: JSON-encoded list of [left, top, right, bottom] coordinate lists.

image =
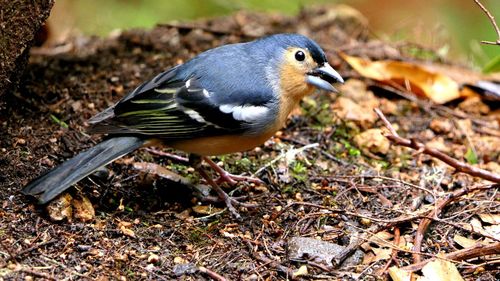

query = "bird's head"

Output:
[[255, 34, 344, 99]]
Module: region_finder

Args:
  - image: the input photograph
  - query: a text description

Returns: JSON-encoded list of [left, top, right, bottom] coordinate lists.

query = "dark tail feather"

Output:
[[22, 136, 145, 204]]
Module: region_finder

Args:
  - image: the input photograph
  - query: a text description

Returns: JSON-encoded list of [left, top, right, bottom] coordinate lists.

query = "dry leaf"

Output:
[[46, 193, 73, 222], [362, 251, 376, 265], [465, 218, 499, 239], [72, 195, 95, 222], [425, 137, 451, 153], [482, 162, 500, 175], [118, 221, 135, 238], [341, 54, 460, 104], [479, 213, 500, 225], [429, 118, 453, 134], [369, 231, 394, 246], [389, 266, 413, 281], [372, 247, 392, 262], [339, 79, 378, 103], [192, 205, 223, 215], [453, 234, 481, 248], [354, 128, 390, 155], [458, 96, 490, 114], [362, 230, 395, 251], [379, 98, 398, 115], [332, 97, 378, 128], [293, 265, 308, 278], [173, 256, 187, 264], [420, 255, 464, 281], [483, 225, 500, 240]]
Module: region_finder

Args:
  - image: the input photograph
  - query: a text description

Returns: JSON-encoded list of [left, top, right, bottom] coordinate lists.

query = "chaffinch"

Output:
[[23, 33, 344, 218]]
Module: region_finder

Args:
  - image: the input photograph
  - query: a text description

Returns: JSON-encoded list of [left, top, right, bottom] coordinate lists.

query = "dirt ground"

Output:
[[1, 6, 499, 280]]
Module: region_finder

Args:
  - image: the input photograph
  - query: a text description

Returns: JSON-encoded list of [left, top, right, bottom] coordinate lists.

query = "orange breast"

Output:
[[166, 132, 276, 156]]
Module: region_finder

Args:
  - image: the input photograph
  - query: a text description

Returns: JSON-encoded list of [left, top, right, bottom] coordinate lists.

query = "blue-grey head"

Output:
[[249, 33, 344, 95]]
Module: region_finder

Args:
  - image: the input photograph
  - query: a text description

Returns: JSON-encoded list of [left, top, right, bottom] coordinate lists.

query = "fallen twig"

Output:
[[370, 82, 497, 130], [412, 185, 493, 263], [280, 195, 498, 267], [252, 253, 294, 277], [198, 266, 227, 281], [381, 227, 401, 273], [15, 267, 56, 280], [245, 240, 294, 278], [402, 241, 500, 271], [473, 0, 500, 45], [0, 238, 17, 263], [374, 108, 500, 183], [7, 239, 57, 262]]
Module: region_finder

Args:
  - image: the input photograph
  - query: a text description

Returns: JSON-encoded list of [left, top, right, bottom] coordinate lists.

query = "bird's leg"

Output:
[[202, 157, 264, 186], [189, 155, 255, 220], [145, 148, 263, 185], [144, 148, 189, 163]]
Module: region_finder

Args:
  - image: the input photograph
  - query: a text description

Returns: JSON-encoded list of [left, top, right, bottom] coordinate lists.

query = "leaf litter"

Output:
[[0, 4, 499, 280]]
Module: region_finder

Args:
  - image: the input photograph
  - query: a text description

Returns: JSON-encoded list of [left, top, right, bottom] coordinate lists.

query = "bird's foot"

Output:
[[203, 157, 264, 186], [205, 183, 257, 220], [190, 157, 255, 219]]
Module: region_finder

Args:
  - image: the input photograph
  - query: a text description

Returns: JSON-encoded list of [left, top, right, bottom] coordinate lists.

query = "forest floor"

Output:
[[0, 5, 499, 281]]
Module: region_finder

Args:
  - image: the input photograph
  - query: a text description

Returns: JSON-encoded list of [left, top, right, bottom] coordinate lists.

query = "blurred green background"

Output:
[[49, 0, 499, 69]]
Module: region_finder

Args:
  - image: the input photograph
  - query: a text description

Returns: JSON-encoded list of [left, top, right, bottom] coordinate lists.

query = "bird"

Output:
[[22, 33, 344, 219]]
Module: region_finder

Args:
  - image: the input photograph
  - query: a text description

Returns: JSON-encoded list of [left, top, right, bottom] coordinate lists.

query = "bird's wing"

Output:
[[89, 75, 274, 140]]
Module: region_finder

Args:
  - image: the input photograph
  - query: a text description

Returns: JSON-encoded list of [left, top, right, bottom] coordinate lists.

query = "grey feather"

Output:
[[22, 136, 145, 204]]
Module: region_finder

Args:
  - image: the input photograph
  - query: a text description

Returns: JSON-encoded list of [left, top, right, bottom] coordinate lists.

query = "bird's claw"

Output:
[[216, 191, 257, 220], [215, 172, 264, 186], [203, 156, 264, 186]]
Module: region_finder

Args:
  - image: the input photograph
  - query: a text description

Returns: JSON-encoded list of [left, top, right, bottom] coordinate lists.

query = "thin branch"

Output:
[[281, 188, 496, 266], [252, 253, 295, 277], [474, 0, 500, 45], [15, 267, 56, 280], [412, 185, 493, 263], [198, 266, 228, 281], [0, 239, 17, 263], [374, 108, 500, 183], [402, 242, 500, 272], [381, 227, 401, 273], [7, 239, 57, 262]]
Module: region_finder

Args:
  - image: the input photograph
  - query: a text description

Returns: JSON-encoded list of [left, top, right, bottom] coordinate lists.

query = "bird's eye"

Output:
[[295, 50, 305, 61]]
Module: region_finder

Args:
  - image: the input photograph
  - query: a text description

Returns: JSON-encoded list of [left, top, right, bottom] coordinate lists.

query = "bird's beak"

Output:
[[306, 63, 344, 93]]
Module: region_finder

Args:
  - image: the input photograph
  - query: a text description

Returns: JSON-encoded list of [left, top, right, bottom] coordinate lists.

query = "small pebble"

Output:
[[360, 218, 372, 226], [148, 253, 160, 264]]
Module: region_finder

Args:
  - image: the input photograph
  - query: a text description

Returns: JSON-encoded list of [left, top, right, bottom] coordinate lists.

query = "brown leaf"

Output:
[[72, 195, 95, 222], [192, 205, 223, 215], [118, 221, 136, 238], [429, 118, 453, 134], [389, 266, 414, 281], [453, 234, 482, 248], [46, 193, 73, 222], [421, 254, 464, 281], [341, 54, 461, 104], [293, 265, 308, 278], [479, 213, 500, 225], [332, 97, 378, 128], [372, 247, 392, 261], [353, 128, 390, 155], [458, 96, 490, 114]]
